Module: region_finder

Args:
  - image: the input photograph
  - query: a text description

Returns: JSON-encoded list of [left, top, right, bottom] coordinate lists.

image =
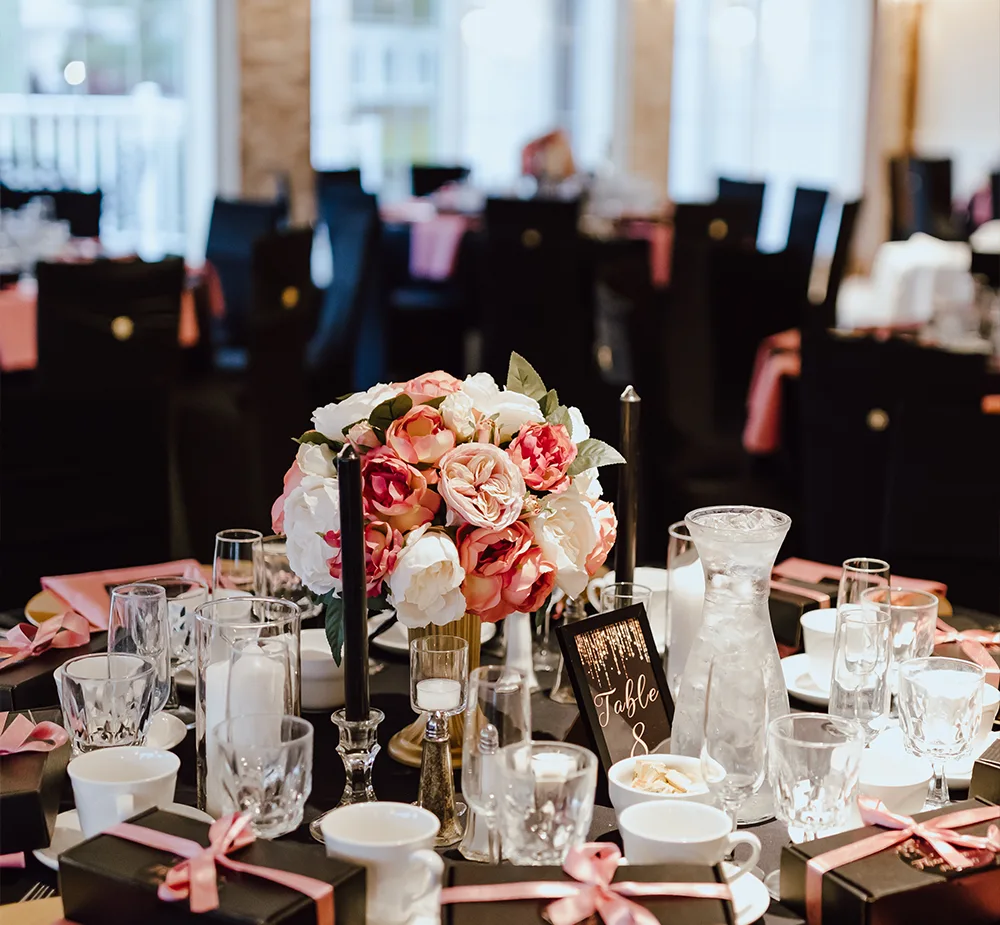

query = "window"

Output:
[[311, 0, 617, 196], [669, 0, 873, 250]]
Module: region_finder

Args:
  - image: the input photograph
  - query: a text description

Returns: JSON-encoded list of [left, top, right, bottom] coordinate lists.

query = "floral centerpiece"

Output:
[[272, 353, 622, 661]]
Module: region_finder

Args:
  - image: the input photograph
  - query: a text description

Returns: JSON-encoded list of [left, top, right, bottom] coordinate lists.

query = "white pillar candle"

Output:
[[415, 678, 462, 712], [204, 645, 285, 816], [667, 560, 706, 698], [530, 751, 577, 782]]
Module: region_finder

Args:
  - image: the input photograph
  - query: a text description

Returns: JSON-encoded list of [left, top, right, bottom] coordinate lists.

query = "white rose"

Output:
[[572, 467, 603, 501], [295, 441, 337, 478], [284, 475, 341, 595], [312, 383, 400, 441], [566, 406, 590, 444], [460, 372, 544, 441], [440, 390, 477, 442], [529, 486, 601, 599], [388, 527, 467, 628]]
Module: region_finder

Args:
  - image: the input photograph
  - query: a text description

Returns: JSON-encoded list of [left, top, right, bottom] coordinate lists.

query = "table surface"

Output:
[[2, 604, 997, 923]]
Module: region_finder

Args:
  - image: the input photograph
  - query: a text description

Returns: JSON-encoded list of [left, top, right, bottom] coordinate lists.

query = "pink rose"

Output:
[[386, 405, 456, 466], [361, 447, 441, 533], [586, 499, 617, 576], [501, 546, 557, 616], [346, 420, 382, 452], [401, 370, 462, 404], [271, 462, 304, 534], [438, 443, 526, 529], [508, 422, 577, 492], [324, 520, 403, 597], [456, 522, 533, 619]]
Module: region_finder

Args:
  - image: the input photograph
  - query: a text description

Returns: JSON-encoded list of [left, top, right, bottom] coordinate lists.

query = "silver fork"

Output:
[[19, 883, 55, 903]]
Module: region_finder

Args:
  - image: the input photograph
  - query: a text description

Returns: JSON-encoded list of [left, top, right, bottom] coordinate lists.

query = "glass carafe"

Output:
[[670, 506, 791, 823]]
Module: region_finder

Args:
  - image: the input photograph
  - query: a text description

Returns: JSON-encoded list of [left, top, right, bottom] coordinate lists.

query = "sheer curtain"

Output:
[[669, 0, 873, 251]]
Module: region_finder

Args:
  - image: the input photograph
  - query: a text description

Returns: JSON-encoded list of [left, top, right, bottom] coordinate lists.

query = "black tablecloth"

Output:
[[2, 605, 997, 922]]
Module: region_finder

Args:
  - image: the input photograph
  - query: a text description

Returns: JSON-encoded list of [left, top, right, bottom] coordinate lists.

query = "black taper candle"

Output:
[[337, 445, 370, 721], [615, 384, 640, 584]]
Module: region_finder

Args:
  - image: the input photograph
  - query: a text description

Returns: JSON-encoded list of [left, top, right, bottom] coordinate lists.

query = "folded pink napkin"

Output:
[[41, 560, 210, 629], [773, 558, 947, 597], [410, 214, 469, 281]]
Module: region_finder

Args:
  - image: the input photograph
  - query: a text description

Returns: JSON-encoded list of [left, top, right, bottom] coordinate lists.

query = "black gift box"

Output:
[[769, 581, 831, 650], [780, 799, 1000, 925], [442, 861, 735, 925], [60, 808, 366, 925], [0, 708, 69, 854], [970, 738, 1000, 806], [0, 630, 108, 711]]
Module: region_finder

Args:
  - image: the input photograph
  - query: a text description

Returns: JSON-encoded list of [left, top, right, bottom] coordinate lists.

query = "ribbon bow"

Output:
[[439, 842, 733, 925], [935, 628, 1000, 648], [806, 796, 1000, 925], [0, 612, 91, 670], [106, 813, 333, 924], [0, 712, 69, 755]]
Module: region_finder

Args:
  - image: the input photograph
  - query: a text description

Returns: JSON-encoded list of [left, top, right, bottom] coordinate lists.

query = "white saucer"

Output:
[[33, 803, 214, 871], [368, 612, 496, 654], [780, 653, 830, 706], [722, 862, 771, 925], [145, 712, 188, 750]]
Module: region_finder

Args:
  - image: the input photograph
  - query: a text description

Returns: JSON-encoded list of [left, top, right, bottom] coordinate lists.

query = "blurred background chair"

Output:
[[889, 156, 961, 241], [410, 164, 470, 198], [816, 199, 862, 328], [717, 177, 766, 243], [0, 184, 102, 238]]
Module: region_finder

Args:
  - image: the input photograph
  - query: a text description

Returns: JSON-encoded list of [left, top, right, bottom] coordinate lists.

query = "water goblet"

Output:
[[700, 658, 768, 831], [213, 714, 314, 838], [261, 535, 321, 618], [828, 605, 891, 745], [837, 558, 890, 609], [213, 528, 264, 596], [108, 583, 171, 713], [461, 666, 532, 862], [765, 713, 864, 899], [58, 653, 157, 754], [497, 741, 598, 866], [897, 656, 984, 807]]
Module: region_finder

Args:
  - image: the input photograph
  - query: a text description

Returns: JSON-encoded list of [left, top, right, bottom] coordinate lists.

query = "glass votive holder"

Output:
[[410, 635, 469, 717], [213, 714, 314, 838]]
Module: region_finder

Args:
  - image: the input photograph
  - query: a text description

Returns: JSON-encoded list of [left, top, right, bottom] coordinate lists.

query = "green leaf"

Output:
[[367, 590, 390, 615], [368, 394, 413, 434], [546, 404, 572, 430], [295, 430, 337, 448], [505, 352, 547, 401], [322, 591, 345, 667], [539, 389, 559, 417], [422, 395, 447, 410], [567, 437, 627, 475]]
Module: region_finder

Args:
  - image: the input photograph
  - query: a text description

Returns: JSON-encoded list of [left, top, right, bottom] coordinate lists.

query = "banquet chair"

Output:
[[992, 172, 1000, 219], [882, 400, 1000, 613], [785, 187, 829, 267], [889, 157, 959, 241], [480, 197, 592, 400], [35, 256, 185, 391], [205, 197, 285, 346], [0, 184, 102, 238], [410, 164, 470, 198], [817, 199, 862, 328], [717, 177, 766, 243], [307, 189, 383, 396]]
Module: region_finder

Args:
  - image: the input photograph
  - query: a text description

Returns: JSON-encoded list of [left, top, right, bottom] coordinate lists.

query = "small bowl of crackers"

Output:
[[608, 754, 717, 814]]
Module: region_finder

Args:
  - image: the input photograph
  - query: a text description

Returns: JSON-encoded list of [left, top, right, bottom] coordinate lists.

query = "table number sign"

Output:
[[556, 604, 674, 772]]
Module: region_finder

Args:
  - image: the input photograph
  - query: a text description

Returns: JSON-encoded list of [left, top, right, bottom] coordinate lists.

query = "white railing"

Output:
[[0, 84, 187, 256]]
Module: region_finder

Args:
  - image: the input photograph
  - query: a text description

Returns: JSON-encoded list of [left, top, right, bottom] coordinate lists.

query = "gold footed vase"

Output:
[[387, 612, 481, 768]]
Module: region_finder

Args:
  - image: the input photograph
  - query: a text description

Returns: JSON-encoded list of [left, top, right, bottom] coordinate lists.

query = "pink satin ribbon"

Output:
[[805, 796, 1000, 925], [439, 842, 733, 925], [0, 612, 91, 670], [0, 852, 25, 868], [935, 617, 1000, 688], [105, 813, 333, 924], [0, 711, 69, 755]]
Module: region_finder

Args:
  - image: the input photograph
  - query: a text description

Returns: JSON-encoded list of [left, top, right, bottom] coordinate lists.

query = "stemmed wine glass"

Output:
[[461, 666, 532, 863], [213, 529, 264, 597], [700, 658, 768, 832], [898, 656, 984, 807], [108, 583, 171, 714], [837, 558, 890, 609], [828, 605, 891, 745]]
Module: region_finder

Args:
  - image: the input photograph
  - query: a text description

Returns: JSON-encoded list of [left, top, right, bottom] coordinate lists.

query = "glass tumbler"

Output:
[[58, 653, 157, 753], [497, 741, 598, 866], [599, 582, 652, 614], [828, 605, 891, 744], [213, 714, 314, 838]]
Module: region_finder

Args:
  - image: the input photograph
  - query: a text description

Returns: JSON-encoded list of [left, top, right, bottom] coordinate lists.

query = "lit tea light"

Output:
[[531, 751, 577, 782], [416, 678, 462, 712]]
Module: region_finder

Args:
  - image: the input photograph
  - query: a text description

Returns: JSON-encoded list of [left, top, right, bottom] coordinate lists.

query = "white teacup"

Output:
[[859, 746, 931, 816], [618, 801, 761, 880], [975, 683, 1000, 750], [588, 567, 668, 649], [321, 802, 443, 925], [800, 608, 838, 690], [68, 746, 179, 838]]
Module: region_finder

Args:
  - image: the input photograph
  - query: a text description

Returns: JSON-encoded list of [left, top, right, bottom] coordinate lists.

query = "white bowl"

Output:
[[859, 746, 931, 816], [300, 628, 345, 711], [608, 754, 715, 814]]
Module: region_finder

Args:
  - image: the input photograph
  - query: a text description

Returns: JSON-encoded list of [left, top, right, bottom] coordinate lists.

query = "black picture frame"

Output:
[[555, 604, 674, 774]]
